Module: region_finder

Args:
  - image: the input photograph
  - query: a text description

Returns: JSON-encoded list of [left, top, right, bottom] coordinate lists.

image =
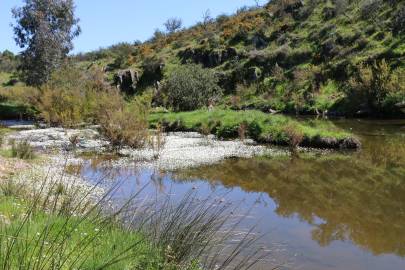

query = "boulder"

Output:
[[114, 69, 139, 94], [252, 35, 267, 49], [178, 47, 239, 68], [247, 67, 262, 81]]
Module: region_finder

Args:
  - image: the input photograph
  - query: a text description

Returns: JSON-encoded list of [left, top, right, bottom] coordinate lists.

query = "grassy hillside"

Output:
[[76, 0, 404, 117]]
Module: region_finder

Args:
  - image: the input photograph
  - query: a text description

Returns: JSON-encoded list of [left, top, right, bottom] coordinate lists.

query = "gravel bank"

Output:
[[5, 126, 286, 171]]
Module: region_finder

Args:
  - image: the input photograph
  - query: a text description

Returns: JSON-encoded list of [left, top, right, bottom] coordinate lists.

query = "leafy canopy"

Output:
[[12, 0, 81, 86]]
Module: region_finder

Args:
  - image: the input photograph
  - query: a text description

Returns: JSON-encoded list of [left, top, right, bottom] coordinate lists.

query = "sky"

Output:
[[0, 0, 267, 54]]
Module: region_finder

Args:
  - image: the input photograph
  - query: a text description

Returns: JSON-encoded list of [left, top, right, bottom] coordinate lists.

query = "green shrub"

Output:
[[38, 66, 102, 127], [313, 80, 343, 113], [348, 60, 404, 112], [163, 64, 223, 111]]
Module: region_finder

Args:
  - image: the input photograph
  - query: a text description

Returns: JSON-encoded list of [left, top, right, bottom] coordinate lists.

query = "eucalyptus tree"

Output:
[[12, 0, 81, 86]]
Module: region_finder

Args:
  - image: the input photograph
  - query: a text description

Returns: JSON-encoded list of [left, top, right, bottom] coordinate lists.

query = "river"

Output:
[[80, 118, 405, 270]]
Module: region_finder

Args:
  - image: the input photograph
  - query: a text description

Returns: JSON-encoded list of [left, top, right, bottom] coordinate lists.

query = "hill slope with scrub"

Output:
[[75, 0, 405, 117]]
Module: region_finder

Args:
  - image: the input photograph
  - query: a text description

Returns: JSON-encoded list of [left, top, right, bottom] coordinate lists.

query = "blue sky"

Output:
[[0, 0, 266, 54]]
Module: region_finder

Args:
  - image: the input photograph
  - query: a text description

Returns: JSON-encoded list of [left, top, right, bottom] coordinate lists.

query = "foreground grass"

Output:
[[0, 196, 163, 270], [0, 153, 268, 270], [149, 109, 361, 149]]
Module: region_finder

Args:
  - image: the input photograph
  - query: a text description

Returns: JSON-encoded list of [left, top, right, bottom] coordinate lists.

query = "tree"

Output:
[[0, 50, 18, 73], [164, 18, 182, 34], [12, 0, 81, 86]]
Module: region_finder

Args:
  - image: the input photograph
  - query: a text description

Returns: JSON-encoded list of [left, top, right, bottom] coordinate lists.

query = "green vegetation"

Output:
[[12, 0, 81, 86], [149, 109, 360, 149], [0, 196, 163, 270], [63, 0, 405, 117], [162, 64, 222, 111], [10, 140, 34, 159], [97, 89, 151, 149], [0, 51, 18, 74]]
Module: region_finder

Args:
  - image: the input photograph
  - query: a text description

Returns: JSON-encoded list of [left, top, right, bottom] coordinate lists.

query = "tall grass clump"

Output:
[[0, 161, 273, 270], [150, 123, 166, 159], [10, 140, 34, 159]]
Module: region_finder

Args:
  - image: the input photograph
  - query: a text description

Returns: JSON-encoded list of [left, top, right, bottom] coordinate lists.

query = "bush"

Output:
[[163, 64, 223, 111], [0, 85, 40, 107], [313, 80, 343, 113], [348, 60, 404, 112], [283, 124, 304, 150], [38, 66, 100, 127], [0, 50, 18, 73], [97, 90, 151, 149]]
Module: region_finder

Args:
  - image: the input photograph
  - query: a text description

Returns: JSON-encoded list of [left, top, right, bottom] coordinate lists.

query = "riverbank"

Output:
[[5, 127, 286, 170], [149, 109, 361, 149]]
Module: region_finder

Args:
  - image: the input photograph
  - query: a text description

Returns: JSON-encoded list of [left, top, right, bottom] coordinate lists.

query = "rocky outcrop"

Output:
[[178, 47, 239, 68], [114, 69, 139, 94]]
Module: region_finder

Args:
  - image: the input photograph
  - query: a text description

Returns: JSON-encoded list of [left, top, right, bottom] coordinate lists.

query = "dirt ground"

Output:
[[0, 156, 28, 180]]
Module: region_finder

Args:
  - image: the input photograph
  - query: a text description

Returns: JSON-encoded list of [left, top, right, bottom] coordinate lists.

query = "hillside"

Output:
[[73, 0, 404, 117]]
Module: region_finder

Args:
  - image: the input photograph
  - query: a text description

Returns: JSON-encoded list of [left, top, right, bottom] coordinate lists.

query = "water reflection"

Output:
[[174, 119, 405, 258]]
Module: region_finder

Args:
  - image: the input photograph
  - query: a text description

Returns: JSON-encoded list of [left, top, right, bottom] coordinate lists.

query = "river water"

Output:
[[81, 118, 405, 270]]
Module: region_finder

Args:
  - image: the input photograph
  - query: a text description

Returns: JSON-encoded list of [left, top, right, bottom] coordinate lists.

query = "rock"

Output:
[[178, 47, 239, 68], [115, 132, 285, 171], [252, 34, 267, 49], [247, 66, 262, 81], [340, 138, 362, 150], [114, 69, 139, 94]]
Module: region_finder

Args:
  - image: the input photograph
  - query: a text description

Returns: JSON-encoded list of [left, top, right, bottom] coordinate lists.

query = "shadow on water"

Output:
[[78, 118, 405, 270]]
